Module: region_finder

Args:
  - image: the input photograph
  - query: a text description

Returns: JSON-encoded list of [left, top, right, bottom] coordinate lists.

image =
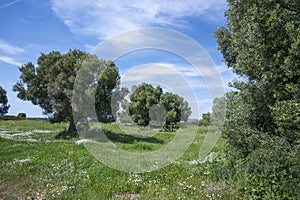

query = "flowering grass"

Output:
[[0, 120, 231, 199]]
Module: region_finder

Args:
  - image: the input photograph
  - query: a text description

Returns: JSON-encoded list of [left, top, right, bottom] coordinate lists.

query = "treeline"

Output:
[[7, 49, 191, 132]]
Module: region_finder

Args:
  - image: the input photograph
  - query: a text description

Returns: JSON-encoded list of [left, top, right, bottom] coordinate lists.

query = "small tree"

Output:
[[128, 83, 191, 129], [160, 92, 191, 124], [199, 112, 211, 126], [129, 83, 162, 126], [0, 86, 10, 116]]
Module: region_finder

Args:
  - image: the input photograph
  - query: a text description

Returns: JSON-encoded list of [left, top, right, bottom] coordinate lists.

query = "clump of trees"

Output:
[[12, 50, 191, 133], [0, 86, 10, 116], [127, 83, 191, 130], [13, 49, 120, 133], [212, 0, 300, 198]]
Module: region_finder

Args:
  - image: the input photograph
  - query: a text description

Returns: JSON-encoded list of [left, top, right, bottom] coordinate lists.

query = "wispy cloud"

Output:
[[0, 39, 26, 66], [120, 63, 201, 118], [51, 0, 227, 39], [0, 55, 22, 66], [0, 39, 26, 54], [121, 62, 219, 85], [121, 63, 191, 90], [0, 0, 21, 9], [119, 62, 224, 119]]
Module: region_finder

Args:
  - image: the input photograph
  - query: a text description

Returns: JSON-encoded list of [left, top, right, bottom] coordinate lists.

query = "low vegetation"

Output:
[[0, 120, 232, 199]]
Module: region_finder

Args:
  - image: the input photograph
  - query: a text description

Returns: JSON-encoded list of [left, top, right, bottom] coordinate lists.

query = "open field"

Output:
[[0, 120, 231, 199]]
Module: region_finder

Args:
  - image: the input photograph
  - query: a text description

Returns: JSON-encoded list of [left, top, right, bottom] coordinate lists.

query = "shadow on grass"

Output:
[[55, 126, 164, 144], [55, 128, 78, 139], [103, 129, 165, 144]]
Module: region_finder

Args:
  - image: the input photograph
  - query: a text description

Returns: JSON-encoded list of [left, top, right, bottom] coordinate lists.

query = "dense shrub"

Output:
[[198, 112, 211, 126], [208, 137, 300, 199]]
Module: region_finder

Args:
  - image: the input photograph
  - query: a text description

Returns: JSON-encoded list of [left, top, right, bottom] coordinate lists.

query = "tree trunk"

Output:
[[68, 117, 77, 133]]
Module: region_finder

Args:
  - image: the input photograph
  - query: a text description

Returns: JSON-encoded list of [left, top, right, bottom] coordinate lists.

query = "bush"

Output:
[[163, 122, 179, 132], [271, 99, 300, 145], [198, 112, 211, 126], [17, 113, 26, 118], [210, 136, 300, 199]]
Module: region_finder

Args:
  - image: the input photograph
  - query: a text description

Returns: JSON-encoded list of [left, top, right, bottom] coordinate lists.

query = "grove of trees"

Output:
[[0, 86, 10, 116], [212, 0, 300, 198]]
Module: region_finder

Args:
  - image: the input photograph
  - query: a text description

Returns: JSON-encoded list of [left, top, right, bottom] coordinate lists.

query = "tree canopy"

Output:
[[198, 112, 211, 126], [95, 61, 120, 123], [0, 86, 10, 116], [215, 0, 300, 152], [213, 0, 300, 198], [128, 83, 191, 128], [129, 83, 163, 126], [13, 49, 120, 132]]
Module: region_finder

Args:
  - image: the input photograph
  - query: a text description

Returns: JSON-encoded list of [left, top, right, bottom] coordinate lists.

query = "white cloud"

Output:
[[0, 39, 26, 54], [121, 63, 192, 91], [0, 0, 21, 9], [120, 62, 205, 85], [120, 62, 230, 91], [120, 63, 199, 117], [49, 1, 230, 117], [0, 39, 26, 66], [119, 62, 229, 118], [51, 0, 227, 39], [0, 55, 22, 66]]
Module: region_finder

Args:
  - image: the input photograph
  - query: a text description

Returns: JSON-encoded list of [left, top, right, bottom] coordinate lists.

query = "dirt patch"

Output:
[[0, 181, 26, 200], [113, 193, 140, 200]]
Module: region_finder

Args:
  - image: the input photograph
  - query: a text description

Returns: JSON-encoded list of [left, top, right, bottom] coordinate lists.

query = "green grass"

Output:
[[0, 120, 230, 199]]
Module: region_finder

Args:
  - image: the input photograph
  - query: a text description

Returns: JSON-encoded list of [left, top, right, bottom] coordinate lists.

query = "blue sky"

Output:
[[0, 0, 236, 119]]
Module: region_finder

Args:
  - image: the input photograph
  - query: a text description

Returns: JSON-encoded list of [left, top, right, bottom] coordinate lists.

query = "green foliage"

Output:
[[129, 83, 163, 126], [13, 49, 121, 132], [160, 92, 191, 124], [17, 113, 26, 118], [209, 138, 300, 199], [215, 0, 300, 152], [215, 0, 300, 85], [163, 122, 180, 132], [213, 0, 300, 198], [13, 50, 87, 132], [0, 86, 10, 116], [271, 99, 300, 145], [95, 61, 120, 123], [128, 83, 191, 129], [198, 112, 211, 126]]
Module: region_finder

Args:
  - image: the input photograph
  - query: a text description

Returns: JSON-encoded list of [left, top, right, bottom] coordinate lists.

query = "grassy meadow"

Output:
[[0, 120, 233, 199]]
